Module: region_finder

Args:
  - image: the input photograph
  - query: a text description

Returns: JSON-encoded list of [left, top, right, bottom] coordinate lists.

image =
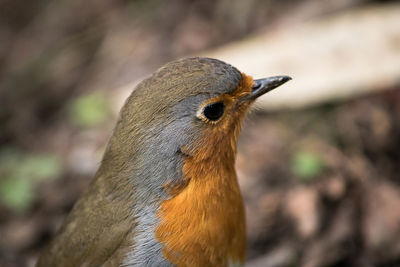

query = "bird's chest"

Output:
[[155, 162, 246, 267]]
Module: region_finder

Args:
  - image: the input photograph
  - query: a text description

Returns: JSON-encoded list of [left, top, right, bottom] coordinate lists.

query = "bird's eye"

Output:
[[202, 102, 224, 121]]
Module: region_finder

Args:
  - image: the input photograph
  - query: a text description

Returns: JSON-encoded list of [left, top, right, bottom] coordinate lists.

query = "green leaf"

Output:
[[291, 151, 324, 180], [0, 148, 62, 212], [20, 154, 62, 182], [69, 91, 110, 127], [0, 178, 35, 213]]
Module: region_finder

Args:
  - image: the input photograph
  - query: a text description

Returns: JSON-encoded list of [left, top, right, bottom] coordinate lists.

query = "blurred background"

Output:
[[1, 0, 400, 266]]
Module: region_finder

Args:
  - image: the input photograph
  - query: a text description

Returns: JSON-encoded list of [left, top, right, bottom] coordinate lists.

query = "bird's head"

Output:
[[101, 57, 290, 197]]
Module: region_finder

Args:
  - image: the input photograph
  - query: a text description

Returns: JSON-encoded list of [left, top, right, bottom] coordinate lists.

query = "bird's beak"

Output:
[[240, 76, 292, 103]]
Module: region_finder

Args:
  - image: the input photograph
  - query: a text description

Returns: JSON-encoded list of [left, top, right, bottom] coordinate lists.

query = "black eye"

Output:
[[203, 102, 224, 121]]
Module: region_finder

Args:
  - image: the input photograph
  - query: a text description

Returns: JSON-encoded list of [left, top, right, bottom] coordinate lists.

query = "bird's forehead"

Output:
[[151, 57, 242, 98]]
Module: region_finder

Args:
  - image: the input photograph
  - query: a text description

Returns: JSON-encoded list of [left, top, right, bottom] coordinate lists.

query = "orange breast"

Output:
[[155, 156, 246, 266]]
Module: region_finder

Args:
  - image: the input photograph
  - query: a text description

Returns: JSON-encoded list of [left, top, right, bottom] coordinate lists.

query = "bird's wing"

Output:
[[36, 174, 136, 267]]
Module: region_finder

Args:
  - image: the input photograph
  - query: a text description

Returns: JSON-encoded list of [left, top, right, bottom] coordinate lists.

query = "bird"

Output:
[[36, 57, 291, 267]]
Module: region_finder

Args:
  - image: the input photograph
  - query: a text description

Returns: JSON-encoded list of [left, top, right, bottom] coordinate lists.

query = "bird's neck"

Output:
[[155, 125, 246, 266]]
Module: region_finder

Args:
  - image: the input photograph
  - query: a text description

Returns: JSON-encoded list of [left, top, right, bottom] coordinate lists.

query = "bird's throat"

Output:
[[155, 131, 246, 266]]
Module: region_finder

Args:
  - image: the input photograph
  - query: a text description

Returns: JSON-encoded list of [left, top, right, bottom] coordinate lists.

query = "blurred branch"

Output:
[[203, 3, 400, 110]]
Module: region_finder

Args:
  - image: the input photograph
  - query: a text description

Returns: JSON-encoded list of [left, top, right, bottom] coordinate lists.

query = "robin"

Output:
[[37, 57, 290, 267]]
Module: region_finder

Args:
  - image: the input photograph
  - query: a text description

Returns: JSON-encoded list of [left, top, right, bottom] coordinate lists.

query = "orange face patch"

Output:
[[155, 74, 254, 266]]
